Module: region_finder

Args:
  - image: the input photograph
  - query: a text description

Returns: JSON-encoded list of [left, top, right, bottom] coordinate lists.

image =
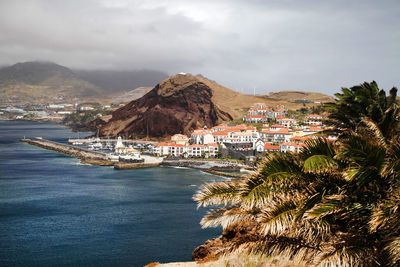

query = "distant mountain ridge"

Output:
[[0, 61, 169, 101], [0, 61, 76, 85], [265, 90, 334, 103]]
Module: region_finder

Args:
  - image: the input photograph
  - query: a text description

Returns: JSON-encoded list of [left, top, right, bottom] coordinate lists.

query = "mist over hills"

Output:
[[76, 69, 168, 93], [0, 61, 169, 100]]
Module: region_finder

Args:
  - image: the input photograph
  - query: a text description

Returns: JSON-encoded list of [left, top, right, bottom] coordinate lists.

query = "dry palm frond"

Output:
[[200, 206, 260, 229], [386, 236, 400, 266], [193, 181, 241, 208], [313, 244, 377, 267], [359, 117, 388, 150], [239, 171, 297, 208], [258, 197, 299, 235]]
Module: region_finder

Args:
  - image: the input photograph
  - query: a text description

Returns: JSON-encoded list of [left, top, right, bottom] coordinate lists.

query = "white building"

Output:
[[304, 114, 323, 125], [243, 114, 268, 123], [171, 134, 190, 145], [260, 127, 291, 144], [191, 129, 215, 145], [280, 142, 305, 153], [276, 117, 297, 128], [153, 143, 218, 158]]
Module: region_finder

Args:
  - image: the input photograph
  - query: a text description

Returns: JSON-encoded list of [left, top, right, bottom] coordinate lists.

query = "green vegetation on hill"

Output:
[[63, 109, 112, 132]]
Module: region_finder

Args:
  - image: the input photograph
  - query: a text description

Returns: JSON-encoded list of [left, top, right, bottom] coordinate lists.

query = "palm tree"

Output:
[[324, 81, 398, 138], [194, 82, 400, 266]]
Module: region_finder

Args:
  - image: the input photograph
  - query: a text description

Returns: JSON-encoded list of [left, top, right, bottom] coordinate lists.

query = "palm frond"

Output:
[[258, 198, 298, 235], [193, 181, 241, 208], [386, 236, 400, 266], [303, 154, 338, 173]]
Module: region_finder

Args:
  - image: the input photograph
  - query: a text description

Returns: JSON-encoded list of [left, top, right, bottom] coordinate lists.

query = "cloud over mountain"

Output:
[[0, 0, 399, 94]]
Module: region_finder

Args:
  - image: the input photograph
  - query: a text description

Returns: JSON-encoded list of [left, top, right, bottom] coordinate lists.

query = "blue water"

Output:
[[0, 121, 222, 267]]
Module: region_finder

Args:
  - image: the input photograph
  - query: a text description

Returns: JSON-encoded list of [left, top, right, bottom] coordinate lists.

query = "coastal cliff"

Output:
[[99, 74, 233, 138], [99, 74, 268, 138]]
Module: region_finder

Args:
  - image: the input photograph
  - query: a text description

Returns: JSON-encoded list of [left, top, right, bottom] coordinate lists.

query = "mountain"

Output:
[[0, 61, 103, 101], [0, 61, 169, 103], [99, 74, 268, 138]]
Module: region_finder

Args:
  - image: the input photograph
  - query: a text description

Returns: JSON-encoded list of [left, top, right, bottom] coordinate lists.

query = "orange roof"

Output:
[[244, 114, 266, 118], [265, 143, 280, 150], [307, 127, 323, 131], [276, 115, 287, 119], [212, 131, 230, 136], [290, 136, 312, 141], [281, 142, 306, 147], [154, 142, 185, 147], [270, 124, 284, 128], [306, 114, 322, 117], [207, 143, 218, 147], [261, 128, 290, 134]]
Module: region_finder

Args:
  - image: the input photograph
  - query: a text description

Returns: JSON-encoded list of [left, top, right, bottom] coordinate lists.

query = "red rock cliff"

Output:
[[99, 74, 234, 138]]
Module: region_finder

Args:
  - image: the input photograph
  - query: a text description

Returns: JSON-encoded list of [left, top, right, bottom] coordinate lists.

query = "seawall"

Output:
[[20, 138, 108, 161], [20, 138, 162, 169]]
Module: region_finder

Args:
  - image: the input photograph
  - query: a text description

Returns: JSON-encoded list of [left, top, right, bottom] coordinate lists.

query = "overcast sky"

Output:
[[0, 0, 399, 95]]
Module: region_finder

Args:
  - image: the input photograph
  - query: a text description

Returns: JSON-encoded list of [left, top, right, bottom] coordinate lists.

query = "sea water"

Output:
[[0, 121, 221, 266]]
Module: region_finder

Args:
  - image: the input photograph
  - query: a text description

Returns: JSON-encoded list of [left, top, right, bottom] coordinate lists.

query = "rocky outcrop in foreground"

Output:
[[192, 223, 260, 262]]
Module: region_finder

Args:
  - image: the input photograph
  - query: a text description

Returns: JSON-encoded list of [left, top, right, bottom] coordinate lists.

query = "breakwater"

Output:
[[20, 138, 162, 169], [20, 138, 108, 161]]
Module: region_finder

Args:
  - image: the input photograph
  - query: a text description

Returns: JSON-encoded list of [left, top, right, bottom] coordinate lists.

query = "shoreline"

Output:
[[20, 137, 252, 174], [20, 138, 162, 169]]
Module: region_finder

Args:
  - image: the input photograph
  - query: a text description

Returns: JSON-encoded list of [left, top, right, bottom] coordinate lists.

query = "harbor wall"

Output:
[[20, 138, 108, 161]]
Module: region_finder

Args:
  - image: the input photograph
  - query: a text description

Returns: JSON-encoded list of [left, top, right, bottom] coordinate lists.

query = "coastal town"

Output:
[[48, 102, 333, 167], [18, 101, 332, 172], [151, 103, 333, 160]]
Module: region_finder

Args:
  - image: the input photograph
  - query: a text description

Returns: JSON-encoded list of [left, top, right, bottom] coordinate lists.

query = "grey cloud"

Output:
[[0, 0, 399, 95]]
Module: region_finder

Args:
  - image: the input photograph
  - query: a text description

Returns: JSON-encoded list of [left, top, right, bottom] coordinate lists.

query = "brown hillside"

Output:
[[99, 75, 334, 138], [265, 90, 334, 103], [99, 74, 238, 138], [157, 74, 269, 119]]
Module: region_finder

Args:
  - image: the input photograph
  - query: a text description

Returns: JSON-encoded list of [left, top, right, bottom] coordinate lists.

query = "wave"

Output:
[[171, 166, 190, 169]]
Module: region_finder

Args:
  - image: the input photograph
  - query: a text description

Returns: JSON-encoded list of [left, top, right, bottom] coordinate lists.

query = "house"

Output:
[[190, 129, 215, 144], [260, 127, 291, 144], [253, 138, 265, 152], [171, 134, 189, 145], [243, 114, 268, 123], [265, 142, 280, 152], [280, 142, 306, 153], [212, 131, 230, 144], [227, 130, 260, 143], [304, 126, 324, 135], [153, 143, 186, 157], [187, 144, 219, 158], [276, 117, 297, 128], [304, 114, 323, 125], [153, 142, 218, 158]]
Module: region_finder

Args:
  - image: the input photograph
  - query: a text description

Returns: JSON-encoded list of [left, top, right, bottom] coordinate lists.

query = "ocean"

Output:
[[0, 121, 222, 266]]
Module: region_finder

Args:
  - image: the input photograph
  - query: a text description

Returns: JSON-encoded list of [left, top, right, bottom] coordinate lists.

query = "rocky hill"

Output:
[[99, 74, 267, 138], [99, 74, 336, 138]]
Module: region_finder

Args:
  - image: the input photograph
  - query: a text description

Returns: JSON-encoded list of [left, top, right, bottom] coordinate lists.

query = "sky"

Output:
[[0, 0, 399, 95]]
